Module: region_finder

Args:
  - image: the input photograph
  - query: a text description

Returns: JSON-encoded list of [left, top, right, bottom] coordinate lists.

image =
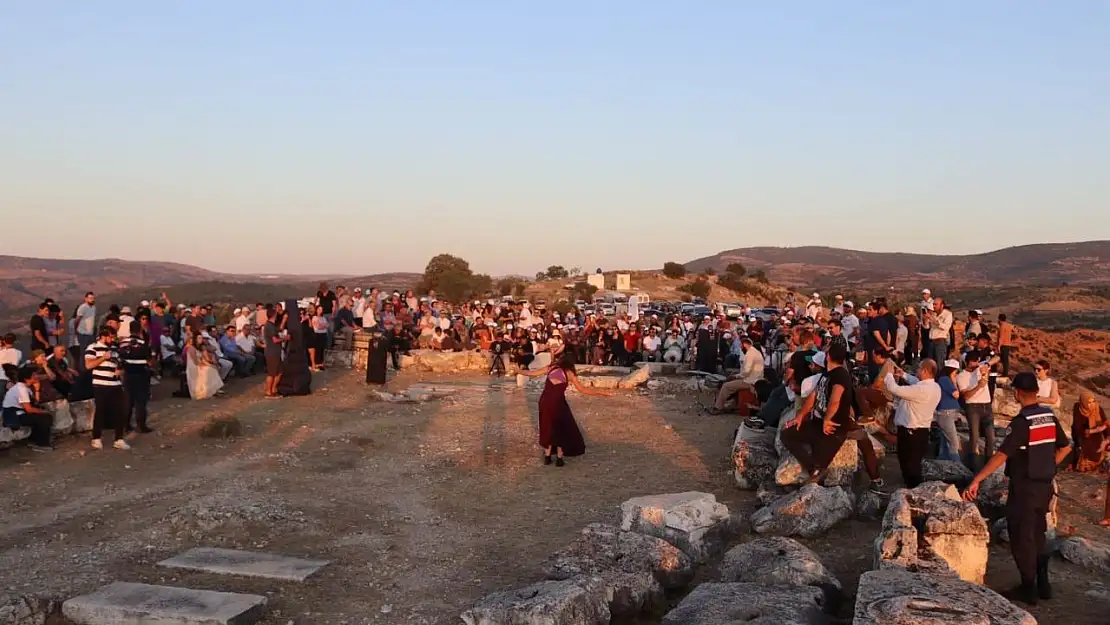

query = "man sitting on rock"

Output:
[[781, 343, 886, 494], [708, 337, 765, 415]]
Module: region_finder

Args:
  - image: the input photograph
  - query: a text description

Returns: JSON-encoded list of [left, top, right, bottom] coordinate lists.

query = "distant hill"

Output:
[[683, 241, 1110, 290], [0, 255, 420, 316]]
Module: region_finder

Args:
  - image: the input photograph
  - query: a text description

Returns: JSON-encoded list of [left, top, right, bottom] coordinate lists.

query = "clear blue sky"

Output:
[[3, 2, 1107, 276]]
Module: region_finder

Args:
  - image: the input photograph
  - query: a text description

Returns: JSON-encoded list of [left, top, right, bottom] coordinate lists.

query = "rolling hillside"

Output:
[[684, 241, 1110, 289]]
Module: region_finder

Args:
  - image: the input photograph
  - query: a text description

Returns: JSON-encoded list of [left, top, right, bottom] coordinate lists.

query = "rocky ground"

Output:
[[2, 368, 1110, 625]]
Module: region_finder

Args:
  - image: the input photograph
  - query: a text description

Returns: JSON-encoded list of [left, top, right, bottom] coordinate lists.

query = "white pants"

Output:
[[217, 358, 233, 380]]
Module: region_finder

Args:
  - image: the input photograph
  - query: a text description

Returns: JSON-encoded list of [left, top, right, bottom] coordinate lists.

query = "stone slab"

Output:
[[157, 548, 328, 581], [62, 582, 267, 625]]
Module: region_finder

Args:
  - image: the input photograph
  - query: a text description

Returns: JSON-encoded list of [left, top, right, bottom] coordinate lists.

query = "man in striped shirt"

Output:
[[84, 326, 129, 450]]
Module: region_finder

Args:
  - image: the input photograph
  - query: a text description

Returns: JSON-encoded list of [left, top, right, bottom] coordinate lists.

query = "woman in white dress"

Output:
[[1034, 359, 1061, 409], [186, 333, 225, 400]]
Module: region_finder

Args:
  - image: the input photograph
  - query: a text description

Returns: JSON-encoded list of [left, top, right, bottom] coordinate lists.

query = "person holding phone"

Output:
[[958, 351, 994, 470]]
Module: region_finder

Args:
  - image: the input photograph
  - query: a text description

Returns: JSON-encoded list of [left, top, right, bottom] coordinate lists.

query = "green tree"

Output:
[[420, 254, 490, 303], [545, 265, 569, 280], [497, 278, 516, 297], [514, 282, 527, 298], [572, 282, 599, 302], [662, 262, 687, 279], [725, 262, 746, 277], [679, 278, 712, 299], [702, 267, 717, 276], [751, 269, 769, 284], [535, 271, 547, 281]]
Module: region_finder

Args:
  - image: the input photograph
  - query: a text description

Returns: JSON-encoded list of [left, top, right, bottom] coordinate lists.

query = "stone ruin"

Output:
[[874, 482, 989, 584]]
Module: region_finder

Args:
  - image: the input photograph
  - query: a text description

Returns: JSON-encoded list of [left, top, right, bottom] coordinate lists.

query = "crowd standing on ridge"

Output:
[[1, 280, 1107, 605]]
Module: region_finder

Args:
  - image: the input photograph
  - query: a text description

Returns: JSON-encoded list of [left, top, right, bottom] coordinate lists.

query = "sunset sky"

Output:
[[3, 2, 1107, 276]]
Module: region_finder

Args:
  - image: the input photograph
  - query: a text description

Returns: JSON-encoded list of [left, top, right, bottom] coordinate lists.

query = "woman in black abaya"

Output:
[[278, 301, 312, 396], [365, 330, 389, 385]]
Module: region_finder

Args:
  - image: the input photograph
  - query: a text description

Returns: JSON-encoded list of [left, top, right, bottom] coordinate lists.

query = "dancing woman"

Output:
[[521, 347, 610, 466]]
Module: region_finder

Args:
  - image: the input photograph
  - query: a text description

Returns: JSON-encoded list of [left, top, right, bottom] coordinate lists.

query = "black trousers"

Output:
[[780, 418, 848, 476], [92, 385, 126, 440], [1001, 345, 1014, 377], [1007, 479, 1054, 584], [3, 407, 53, 446], [896, 426, 931, 487], [123, 368, 151, 429]]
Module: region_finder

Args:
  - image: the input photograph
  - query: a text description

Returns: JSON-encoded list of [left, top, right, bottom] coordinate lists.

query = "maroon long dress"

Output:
[[538, 367, 586, 456]]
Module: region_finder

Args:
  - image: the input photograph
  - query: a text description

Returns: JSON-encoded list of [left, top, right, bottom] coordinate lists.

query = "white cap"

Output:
[[944, 359, 961, 369], [922, 288, 931, 295], [835, 294, 843, 299], [140, 300, 150, 307], [813, 292, 820, 298], [844, 301, 854, 308], [120, 306, 132, 314], [812, 351, 827, 369], [232, 308, 241, 314]]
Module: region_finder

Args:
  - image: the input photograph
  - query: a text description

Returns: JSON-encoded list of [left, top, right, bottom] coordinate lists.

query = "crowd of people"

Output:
[[2, 279, 1108, 605]]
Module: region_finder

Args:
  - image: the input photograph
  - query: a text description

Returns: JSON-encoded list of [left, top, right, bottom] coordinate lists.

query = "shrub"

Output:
[[662, 262, 687, 279]]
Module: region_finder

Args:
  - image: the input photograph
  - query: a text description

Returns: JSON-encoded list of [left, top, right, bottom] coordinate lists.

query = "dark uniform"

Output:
[[998, 399, 1068, 591]]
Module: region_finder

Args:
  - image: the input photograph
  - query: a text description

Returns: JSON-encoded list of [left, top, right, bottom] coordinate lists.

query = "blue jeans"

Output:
[[930, 339, 948, 364]]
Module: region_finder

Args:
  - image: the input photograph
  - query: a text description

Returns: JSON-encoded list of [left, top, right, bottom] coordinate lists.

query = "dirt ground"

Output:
[[3, 369, 1110, 625]]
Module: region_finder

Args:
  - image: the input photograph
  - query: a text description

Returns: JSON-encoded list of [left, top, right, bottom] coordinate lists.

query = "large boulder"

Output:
[[717, 537, 840, 600], [854, 569, 1035, 625], [45, 399, 73, 436], [70, 399, 95, 433], [750, 484, 853, 538], [617, 365, 651, 389], [661, 582, 829, 625], [0, 427, 30, 446], [575, 376, 621, 390], [0, 593, 61, 625], [542, 523, 694, 615], [1060, 536, 1110, 574], [732, 424, 779, 490], [460, 577, 610, 625], [409, 349, 489, 373], [921, 459, 973, 485], [775, 428, 860, 488], [874, 482, 989, 584], [993, 390, 1022, 419], [619, 492, 733, 563]]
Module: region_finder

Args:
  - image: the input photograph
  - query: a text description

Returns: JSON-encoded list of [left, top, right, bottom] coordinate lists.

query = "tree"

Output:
[[420, 254, 489, 303], [569, 266, 581, 277], [702, 267, 717, 276], [662, 262, 687, 279], [751, 269, 769, 284], [497, 278, 518, 297], [572, 282, 599, 302], [535, 271, 547, 281], [725, 263, 746, 277], [545, 265, 569, 280], [514, 282, 527, 297], [679, 278, 712, 299]]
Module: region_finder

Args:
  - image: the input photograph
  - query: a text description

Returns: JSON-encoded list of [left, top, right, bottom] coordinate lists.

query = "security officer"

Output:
[[964, 371, 1070, 605]]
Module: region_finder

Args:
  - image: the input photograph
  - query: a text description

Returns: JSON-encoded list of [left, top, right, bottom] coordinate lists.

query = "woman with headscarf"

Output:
[[1071, 391, 1108, 473], [520, 347, 610, 466], [694, 324, 717, 373], [277, 300, 312, 396]]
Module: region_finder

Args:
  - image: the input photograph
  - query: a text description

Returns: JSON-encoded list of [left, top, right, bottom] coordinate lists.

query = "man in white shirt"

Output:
[[75, 292, 97, 353], [662, 329, 685, 363], [2, 366, 54, 451], [117, 306, 135, 339], [805, 293, 822, 320], [361, 300, 377, 330], [832, 294, 845, 316], [202, 329, 234, 380], [234, 308, 251, 334], [0, 333, 23, 382], [641, 328, 662, 362], [884, 358, 941, 488], [841, 302, 861, 347], [957, 350, 994, 468], [159, 327, 179, 368], [709, 338, 766, 413], [925, 298, 954, 364]]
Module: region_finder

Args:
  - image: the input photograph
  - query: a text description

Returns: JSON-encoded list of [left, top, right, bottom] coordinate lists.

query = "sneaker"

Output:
[[90, 439, 103, 450], [150, 377, 161, 386], [868, 479, 888, 495], [113, 439, 131, 451], [28, 444, 54, 453], [744, 417, 766, 431]]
